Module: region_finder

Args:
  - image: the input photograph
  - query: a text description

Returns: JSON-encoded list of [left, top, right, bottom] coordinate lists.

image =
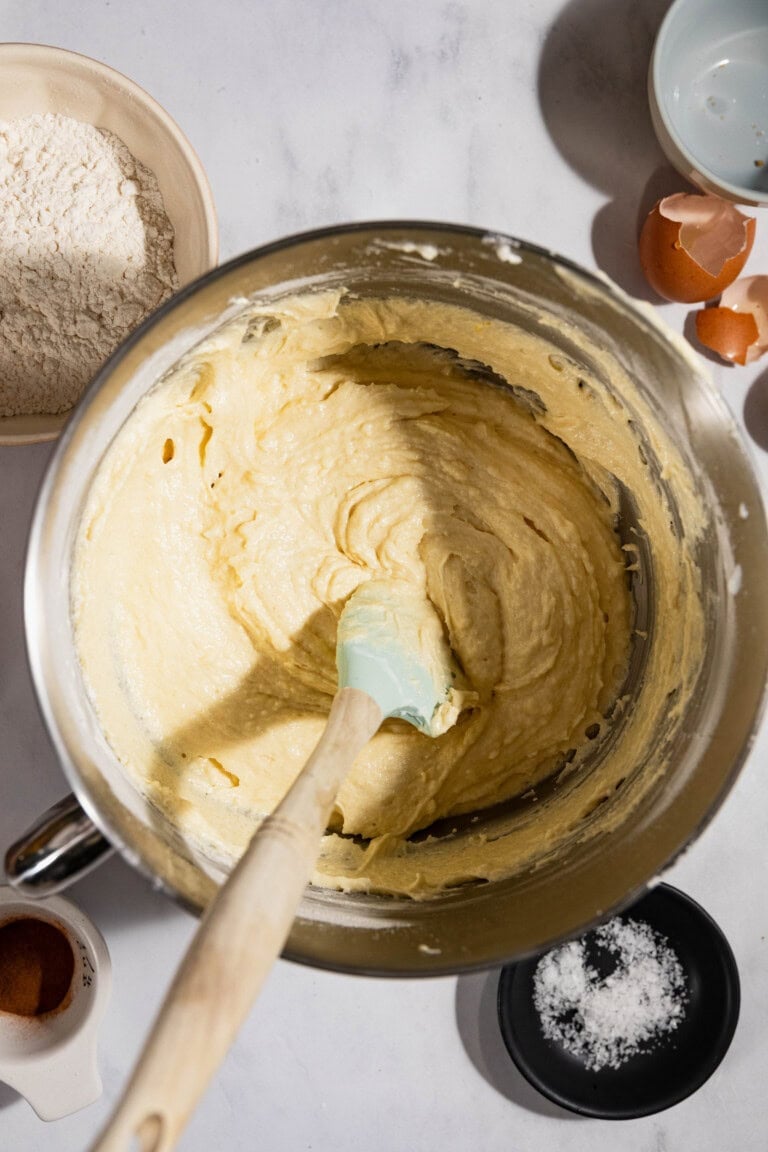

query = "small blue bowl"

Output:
[[650, 0, 768, 206]]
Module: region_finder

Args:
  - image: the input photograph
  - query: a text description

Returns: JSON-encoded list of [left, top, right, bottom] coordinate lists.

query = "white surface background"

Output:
[[2, 1, 768, 1149]]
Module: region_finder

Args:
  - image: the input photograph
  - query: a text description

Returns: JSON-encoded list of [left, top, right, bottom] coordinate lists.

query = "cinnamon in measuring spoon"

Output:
[[0, 918, 75, 1017]]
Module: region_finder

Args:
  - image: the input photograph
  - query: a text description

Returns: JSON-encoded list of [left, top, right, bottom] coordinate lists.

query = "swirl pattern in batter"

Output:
[[73, 292, 663, 895]]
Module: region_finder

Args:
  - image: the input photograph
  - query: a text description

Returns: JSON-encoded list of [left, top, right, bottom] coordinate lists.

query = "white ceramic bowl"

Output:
[[649, 0, 768, 207], [0, 43, 219, 446], [0, 886, 111, 1120]]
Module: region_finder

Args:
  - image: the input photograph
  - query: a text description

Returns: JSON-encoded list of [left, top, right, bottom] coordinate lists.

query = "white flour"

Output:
[[0, 112, 178, 417]]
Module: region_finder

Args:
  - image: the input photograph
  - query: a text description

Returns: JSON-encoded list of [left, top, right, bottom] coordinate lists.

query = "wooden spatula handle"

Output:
[[90, 687, 382, 1152]]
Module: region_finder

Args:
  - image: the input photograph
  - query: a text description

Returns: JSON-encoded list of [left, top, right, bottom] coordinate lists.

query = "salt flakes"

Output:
[[533, 917, 688, 1071]]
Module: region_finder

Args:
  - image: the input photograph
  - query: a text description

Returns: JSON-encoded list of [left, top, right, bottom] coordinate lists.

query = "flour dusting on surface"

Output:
[[369, 239, 446, 261], [482, 234, 523, 264]]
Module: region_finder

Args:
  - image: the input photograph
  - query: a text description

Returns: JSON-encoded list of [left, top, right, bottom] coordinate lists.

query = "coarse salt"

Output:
[[533, 916, 688, 1071]]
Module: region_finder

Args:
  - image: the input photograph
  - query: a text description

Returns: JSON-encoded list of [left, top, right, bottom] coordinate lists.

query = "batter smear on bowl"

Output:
[[73, 290, 704, 896]]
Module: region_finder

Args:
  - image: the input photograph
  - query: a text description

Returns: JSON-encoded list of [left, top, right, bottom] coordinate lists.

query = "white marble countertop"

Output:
[[2, 1, 768, 1148]]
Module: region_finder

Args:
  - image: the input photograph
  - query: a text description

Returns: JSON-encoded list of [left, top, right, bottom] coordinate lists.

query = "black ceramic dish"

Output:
[[497, 883, 740, 1119]]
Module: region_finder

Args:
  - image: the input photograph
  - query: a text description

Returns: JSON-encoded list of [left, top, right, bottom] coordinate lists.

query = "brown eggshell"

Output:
[[695, 308, 760, 366], [639, 195, 756, 304], [719, 276, 768, 364]]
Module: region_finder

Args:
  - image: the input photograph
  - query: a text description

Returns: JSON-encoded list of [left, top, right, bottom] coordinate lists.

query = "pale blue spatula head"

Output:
[[336, 579, 465, 738]]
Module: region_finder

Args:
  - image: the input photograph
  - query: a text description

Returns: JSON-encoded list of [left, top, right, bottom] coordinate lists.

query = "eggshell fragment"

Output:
[[720, 277, 768, 364], [695, 277, 768, 365], [695, 308, 760, 366], [639, 194, 755, 303]]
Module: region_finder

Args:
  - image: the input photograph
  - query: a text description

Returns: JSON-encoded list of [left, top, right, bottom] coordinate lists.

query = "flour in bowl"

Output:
[[0, 112, 178, 417]]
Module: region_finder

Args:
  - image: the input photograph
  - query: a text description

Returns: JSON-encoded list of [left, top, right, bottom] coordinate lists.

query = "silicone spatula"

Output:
[[91, 579, 460, 1152]]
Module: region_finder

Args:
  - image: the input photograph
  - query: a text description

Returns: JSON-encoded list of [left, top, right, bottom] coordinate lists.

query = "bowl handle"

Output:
[[4, 794, 112, 895]]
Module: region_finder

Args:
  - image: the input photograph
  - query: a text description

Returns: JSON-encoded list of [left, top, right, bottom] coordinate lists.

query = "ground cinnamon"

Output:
[[0, 917, 75, 1017]]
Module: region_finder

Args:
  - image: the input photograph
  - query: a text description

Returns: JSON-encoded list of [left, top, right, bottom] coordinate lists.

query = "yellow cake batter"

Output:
[[73, 290, 704, 896]]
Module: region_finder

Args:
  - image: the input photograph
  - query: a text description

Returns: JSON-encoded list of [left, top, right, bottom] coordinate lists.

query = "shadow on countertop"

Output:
[[0, 1083, 20, 1112], [455, 968, 581, 1121], [537, 0, 687, 302], [744, 368, 768, 452], [73, 852, 190, 932]]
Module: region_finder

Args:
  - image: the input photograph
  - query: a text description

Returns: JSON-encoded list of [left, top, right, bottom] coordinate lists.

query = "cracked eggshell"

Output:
[[695, 308, 759, 366], [696, 276, 768, 365], [639, 194, 755, 303]]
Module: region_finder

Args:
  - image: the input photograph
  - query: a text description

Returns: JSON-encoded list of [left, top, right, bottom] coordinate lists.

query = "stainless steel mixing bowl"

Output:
[[8, 223, 768, 974]]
